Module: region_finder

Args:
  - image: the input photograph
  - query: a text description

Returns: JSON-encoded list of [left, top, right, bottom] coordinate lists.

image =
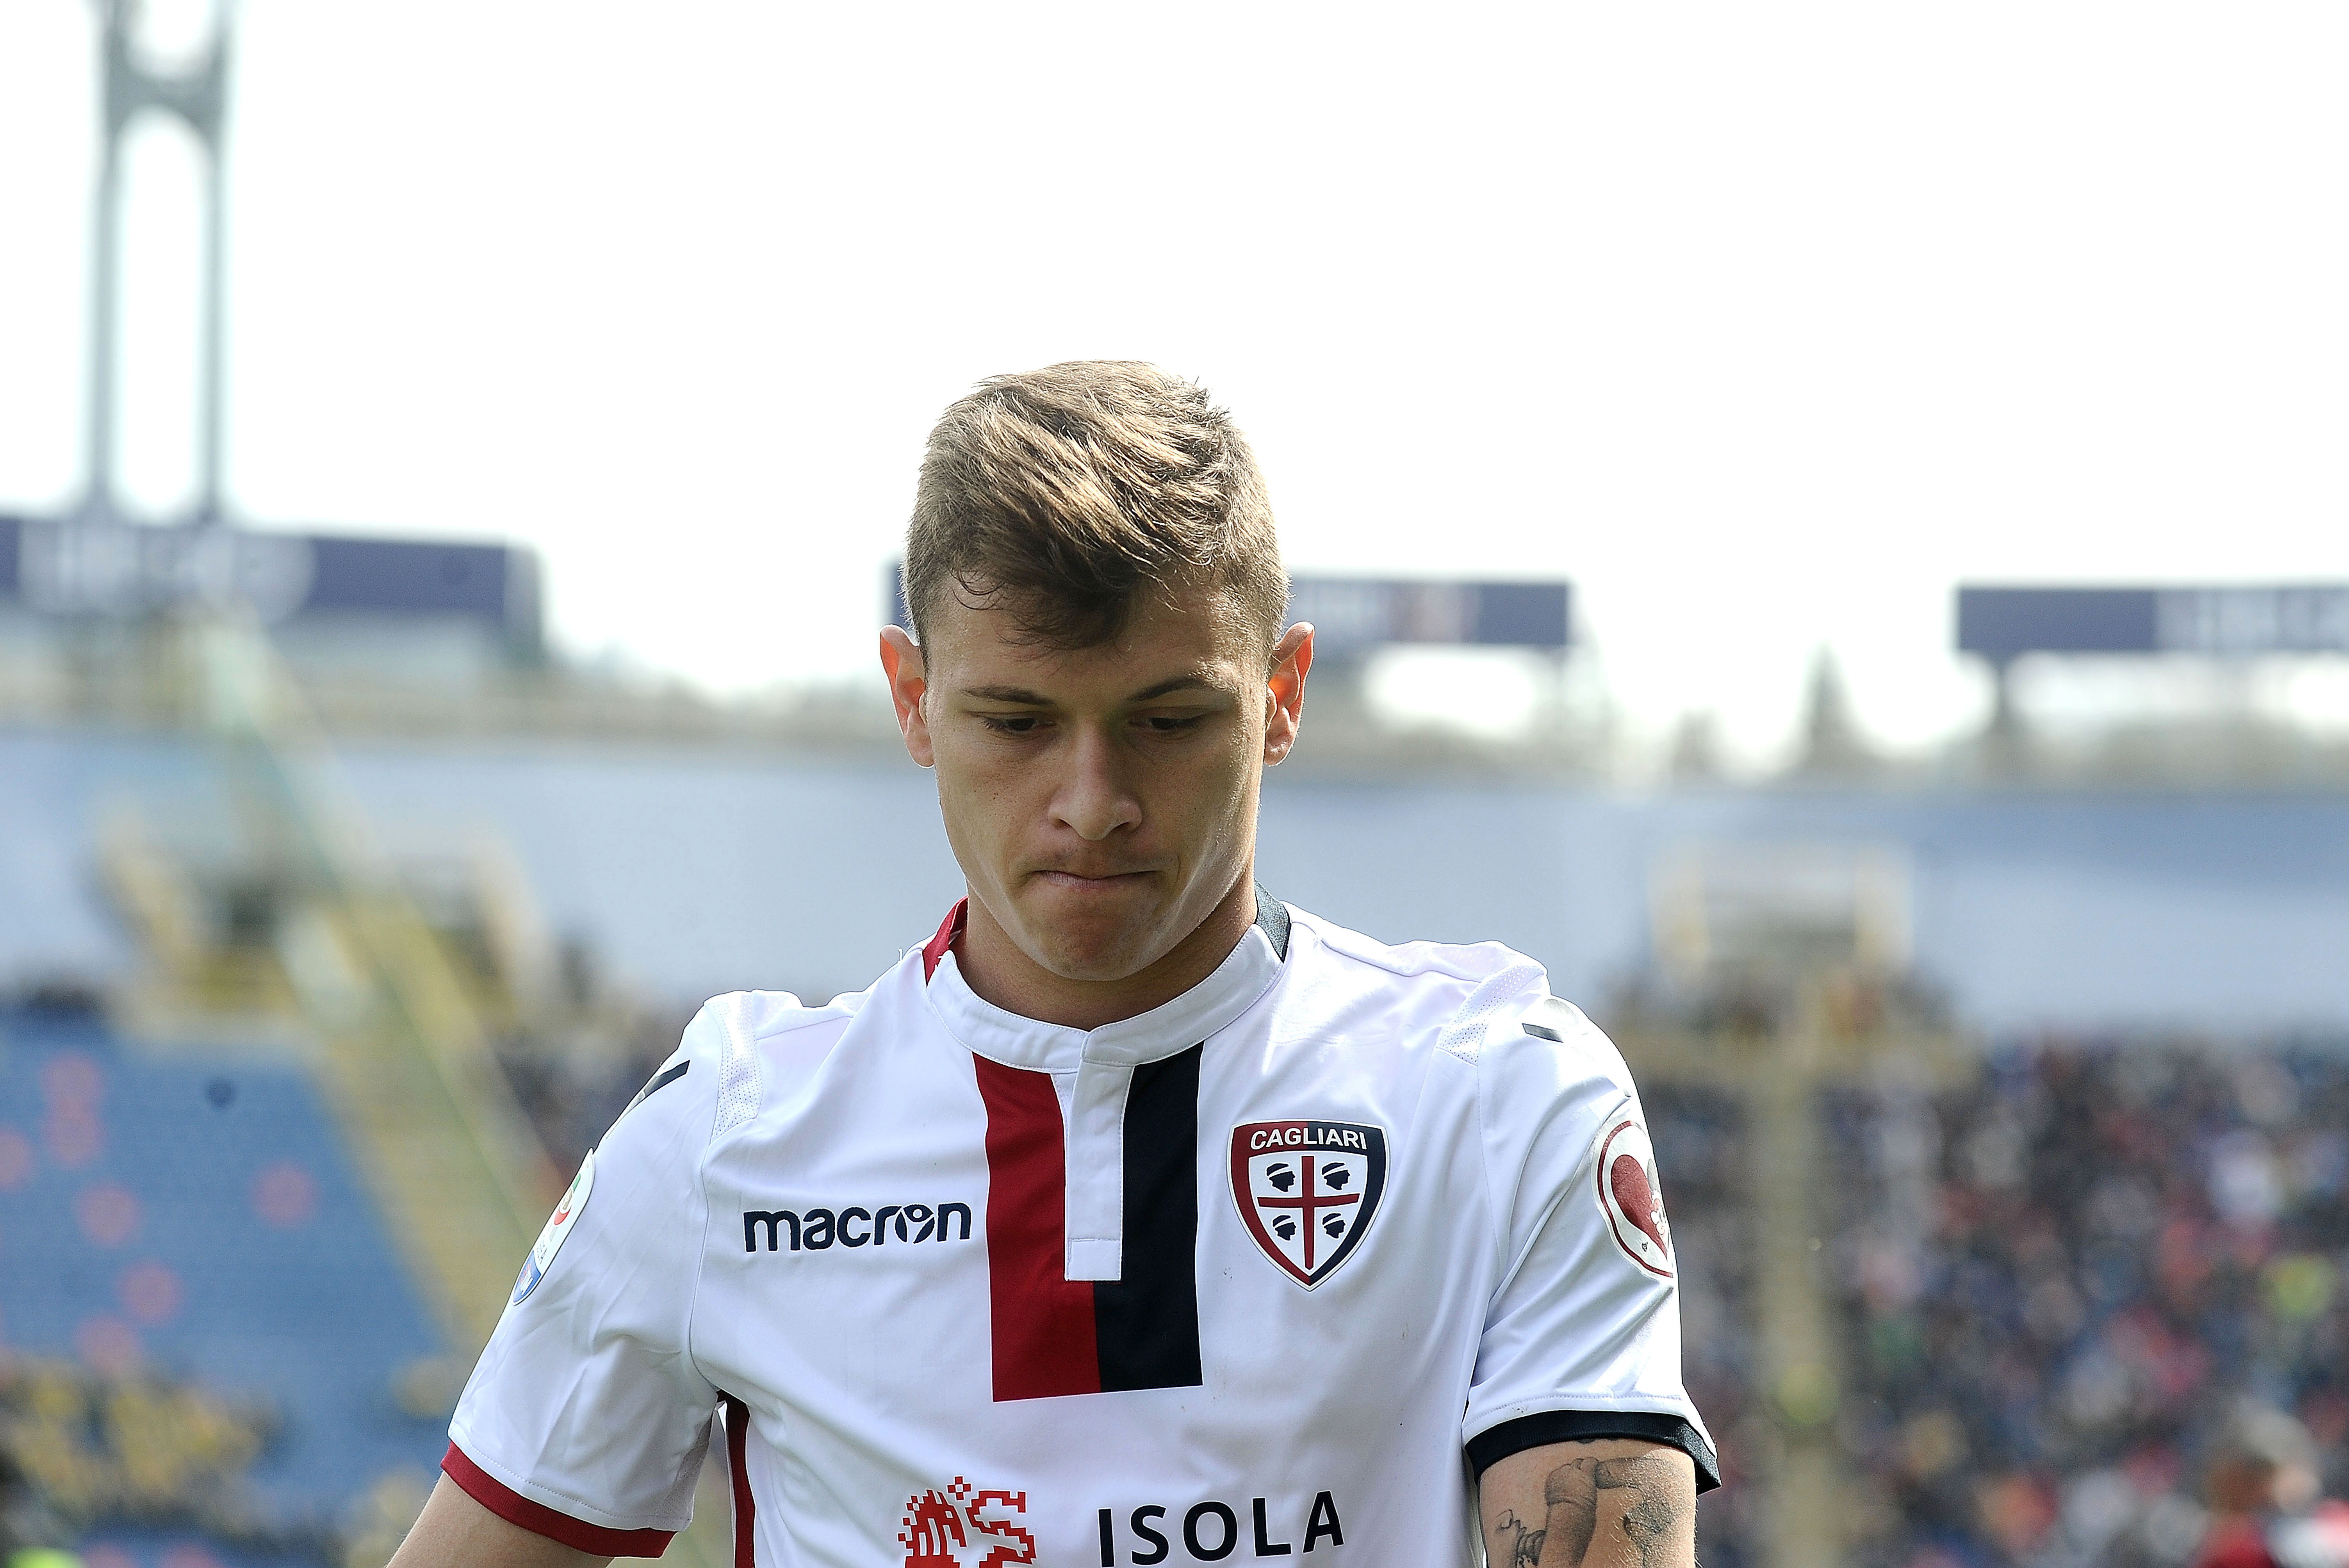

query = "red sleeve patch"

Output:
[[1595, 1119, 1674, 1278]]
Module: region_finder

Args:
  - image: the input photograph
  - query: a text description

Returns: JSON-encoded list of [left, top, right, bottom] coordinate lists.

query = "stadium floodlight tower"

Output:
[[82, 0, 235, 525]]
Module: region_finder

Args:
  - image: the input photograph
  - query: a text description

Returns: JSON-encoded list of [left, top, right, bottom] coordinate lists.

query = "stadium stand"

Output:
[[1636, 1037, 2349, 1568], [1815, 1037, 2349, 1567], [0, 999, 449, 1566], [1642, 1085, 1763, 1564]]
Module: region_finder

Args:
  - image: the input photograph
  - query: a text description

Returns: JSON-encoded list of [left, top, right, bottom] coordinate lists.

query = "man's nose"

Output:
[[1051, 725, 1142, 841]]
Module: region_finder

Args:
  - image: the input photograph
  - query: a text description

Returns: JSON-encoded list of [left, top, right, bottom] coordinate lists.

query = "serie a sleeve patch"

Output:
[[512, 1149, 595, 1304], [1591, 1116, 1673, 1279]]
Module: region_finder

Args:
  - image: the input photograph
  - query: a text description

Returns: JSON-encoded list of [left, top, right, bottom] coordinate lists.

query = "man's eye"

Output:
[[1141, 715, 1208, 734], [977, 713, 1045, 734]]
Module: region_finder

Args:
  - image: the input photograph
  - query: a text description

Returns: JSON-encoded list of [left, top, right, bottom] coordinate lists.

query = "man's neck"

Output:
[[955, 873, 1259, 1032]]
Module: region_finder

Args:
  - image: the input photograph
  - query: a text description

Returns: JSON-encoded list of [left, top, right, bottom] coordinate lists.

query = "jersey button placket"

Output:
[[1063, 1055, 1133, 1281]]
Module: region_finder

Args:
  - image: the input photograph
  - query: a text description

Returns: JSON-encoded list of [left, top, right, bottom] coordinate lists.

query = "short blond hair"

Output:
[[904, 362, 1285, 657]]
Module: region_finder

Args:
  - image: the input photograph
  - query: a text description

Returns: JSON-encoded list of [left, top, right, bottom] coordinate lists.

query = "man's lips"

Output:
[[1029, 868, 1159, 889]]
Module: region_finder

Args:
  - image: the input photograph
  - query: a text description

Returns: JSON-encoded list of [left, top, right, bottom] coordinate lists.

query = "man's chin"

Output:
[[1027, 926, 1164, 985], [1011, 883, 1169, 983]]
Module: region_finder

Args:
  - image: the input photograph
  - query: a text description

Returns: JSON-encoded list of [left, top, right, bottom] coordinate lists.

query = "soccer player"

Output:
[[391, 363, 1716, 1568]]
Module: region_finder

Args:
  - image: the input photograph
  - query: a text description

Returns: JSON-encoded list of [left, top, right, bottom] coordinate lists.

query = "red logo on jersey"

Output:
[[899, 1477, 1035, 1568], [1229, 1121, 1389, 1288], [1597, 1119, 1673, 1278]]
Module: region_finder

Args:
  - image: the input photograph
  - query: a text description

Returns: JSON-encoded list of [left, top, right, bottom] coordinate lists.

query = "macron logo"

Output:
[[744, 1203, 973, 1253]]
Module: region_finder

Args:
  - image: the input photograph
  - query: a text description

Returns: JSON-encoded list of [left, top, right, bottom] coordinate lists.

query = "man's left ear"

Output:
[[879, 627, 935, 768], [1264, 623, 1313, 766]]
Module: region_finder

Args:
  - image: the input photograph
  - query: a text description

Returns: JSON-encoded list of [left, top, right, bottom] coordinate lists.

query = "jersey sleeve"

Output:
[[444, 1000, 733, 1555], [1458, 978, 1721, 1491]]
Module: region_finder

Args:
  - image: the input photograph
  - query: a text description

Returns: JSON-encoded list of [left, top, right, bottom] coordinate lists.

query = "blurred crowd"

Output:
[[1819, 1040, 2349, 1568], [0, 1356, 319, 1561], [1640, 1085, 1764, 1557], [493, 1001, 697, 1178]]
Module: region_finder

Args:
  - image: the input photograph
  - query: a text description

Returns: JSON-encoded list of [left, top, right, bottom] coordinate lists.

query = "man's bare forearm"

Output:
[[1480, 1438, 1696, 1568]]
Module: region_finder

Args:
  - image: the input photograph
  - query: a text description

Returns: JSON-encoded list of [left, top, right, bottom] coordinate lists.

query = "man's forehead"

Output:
[[923, 590, 1256, 697]]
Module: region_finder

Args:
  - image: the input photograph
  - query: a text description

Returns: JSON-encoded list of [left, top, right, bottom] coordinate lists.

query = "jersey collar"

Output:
[[920, 886, 1288, 1074]]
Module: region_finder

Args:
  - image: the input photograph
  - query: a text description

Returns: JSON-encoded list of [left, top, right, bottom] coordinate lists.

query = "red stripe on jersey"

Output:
[[724, 1395, 756, 1567], [972, 1053, 1101, 1399], [441, 1443, 677, 1557], [921, 901, 967, 980]]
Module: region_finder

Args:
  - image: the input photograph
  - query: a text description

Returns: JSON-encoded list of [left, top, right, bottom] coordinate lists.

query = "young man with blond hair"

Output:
[[394, 362, 1715, 1568]]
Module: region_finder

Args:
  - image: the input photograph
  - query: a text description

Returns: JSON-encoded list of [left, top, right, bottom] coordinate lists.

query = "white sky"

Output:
[[3, 2, 2347, 764]]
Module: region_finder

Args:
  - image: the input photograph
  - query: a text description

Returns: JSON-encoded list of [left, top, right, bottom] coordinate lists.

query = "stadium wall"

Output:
[[5, 731, 2347, 1034]]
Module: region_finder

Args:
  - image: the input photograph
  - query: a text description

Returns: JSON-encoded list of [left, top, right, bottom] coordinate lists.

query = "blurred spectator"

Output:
[[1822, 1039, 2349, 1568], [2272, 1501, 2349, 1568], [2196, 1402, 2320, 1567], [0, 1354, 333, 1561]]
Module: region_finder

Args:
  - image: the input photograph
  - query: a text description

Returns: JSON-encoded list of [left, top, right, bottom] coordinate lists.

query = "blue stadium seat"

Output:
[[0, 1005, 451, 1564]]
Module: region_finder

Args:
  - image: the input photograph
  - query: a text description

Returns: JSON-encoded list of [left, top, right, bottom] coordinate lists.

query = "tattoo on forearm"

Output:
[[1492, 1510, 1546, 1568], [1488, 1452, 1686, 1568]]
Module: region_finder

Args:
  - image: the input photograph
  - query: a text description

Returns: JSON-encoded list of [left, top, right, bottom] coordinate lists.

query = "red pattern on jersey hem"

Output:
[[440, 1443, 677, 1557], [724, 1395, 756, 1567]]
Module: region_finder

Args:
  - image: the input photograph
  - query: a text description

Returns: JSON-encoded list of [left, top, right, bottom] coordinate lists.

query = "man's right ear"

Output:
[[878, 628, 935, 768]]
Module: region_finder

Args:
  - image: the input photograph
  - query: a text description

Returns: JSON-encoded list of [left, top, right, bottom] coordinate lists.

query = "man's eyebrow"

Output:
[[957, 675, 1224, 706], [1127, 675, 1221, 702]]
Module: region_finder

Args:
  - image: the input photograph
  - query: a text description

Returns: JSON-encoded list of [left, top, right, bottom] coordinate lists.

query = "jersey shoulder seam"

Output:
[[747, 998, 859, 1044], [684, 993, 859, 1387], [681, 996, 760, 1395], [709, 992, 768, 1138], [1437, 958, 1553, 1067], [1453, 965, 1551, 1289], [1305, 917, 1529, 985], [1485, 1083, 1638, 1308]]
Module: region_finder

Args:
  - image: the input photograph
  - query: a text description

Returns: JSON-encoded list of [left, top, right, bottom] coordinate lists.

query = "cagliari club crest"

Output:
[[1597, 1118, 1674, 1278], [1229, 1120, 1389, 1288]]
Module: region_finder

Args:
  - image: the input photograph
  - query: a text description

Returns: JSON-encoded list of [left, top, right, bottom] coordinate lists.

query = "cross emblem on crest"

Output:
[[1229, 1120, 1389, 1288]]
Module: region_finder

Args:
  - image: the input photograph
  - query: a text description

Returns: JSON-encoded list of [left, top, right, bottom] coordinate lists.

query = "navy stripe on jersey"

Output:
[[1093, 1044, 1204, 1392], [637, 1060, 689, 1103], [596, 1060, 692, 1153]]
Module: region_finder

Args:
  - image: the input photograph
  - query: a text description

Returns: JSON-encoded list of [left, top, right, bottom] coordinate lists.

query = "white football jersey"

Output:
[[446, 894, 1716, 1565]]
